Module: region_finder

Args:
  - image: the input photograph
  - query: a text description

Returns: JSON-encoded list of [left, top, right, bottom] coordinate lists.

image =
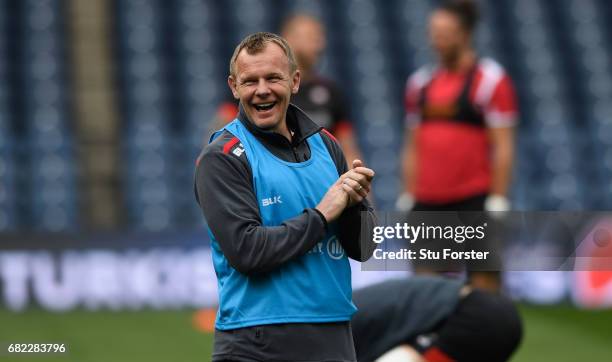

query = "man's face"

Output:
[[283, 18, 326, 71], [429, 10, 468, 64], [228, 43, 300, 131]]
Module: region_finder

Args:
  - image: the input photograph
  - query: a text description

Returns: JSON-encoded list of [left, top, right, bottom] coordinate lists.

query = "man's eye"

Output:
[[268, 76, 281, 82], [242, 80, 256, 86]]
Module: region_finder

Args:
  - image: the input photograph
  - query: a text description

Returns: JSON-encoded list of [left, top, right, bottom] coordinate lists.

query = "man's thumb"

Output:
[[352, 159, 363, 169]]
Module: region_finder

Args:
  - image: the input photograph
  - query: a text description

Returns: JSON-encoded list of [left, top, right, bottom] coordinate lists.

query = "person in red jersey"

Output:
[[398, 0, 518, 291]]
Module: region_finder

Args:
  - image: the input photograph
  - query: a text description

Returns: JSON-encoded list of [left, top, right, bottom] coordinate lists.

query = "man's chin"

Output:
[[244, 106, 284, 131], [252, 116, 280, 130], [438, 51, 460, 65]]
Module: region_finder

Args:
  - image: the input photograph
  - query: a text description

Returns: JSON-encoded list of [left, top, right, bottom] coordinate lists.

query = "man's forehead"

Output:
[[235, 42, 290, 76]]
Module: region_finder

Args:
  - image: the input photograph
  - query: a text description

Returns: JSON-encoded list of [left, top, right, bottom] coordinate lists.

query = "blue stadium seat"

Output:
[[116, 0, 180, 230], [225, 0, 277, 45], [28, 146, 77, 231], [0, 146, 17, 231], [17, 0, 78, 230]]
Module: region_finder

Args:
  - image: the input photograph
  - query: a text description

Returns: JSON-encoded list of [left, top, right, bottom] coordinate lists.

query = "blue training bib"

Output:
[[208, 119, 356, 330]]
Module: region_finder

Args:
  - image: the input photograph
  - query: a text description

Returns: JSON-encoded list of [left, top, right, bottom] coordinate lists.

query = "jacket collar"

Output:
[[237, 103, 322, 147]]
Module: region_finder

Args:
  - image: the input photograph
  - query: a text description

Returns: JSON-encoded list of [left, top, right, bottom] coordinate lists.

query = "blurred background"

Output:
[[0, 0, 611, 361]]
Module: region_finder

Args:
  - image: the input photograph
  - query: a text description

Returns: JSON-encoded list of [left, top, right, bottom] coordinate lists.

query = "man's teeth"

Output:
[[255, 103, 275, 111]]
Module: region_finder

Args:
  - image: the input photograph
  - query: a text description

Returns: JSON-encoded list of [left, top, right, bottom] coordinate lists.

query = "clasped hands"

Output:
[[316, 160, 375, 222]]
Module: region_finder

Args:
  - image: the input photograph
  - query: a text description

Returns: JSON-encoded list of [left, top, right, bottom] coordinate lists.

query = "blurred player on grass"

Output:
[[351, 276, 523, 362], [397, 0, 518, 291]]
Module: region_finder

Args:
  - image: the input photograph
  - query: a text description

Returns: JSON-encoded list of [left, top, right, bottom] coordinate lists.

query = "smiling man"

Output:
[[195, 32, 377, 362], [228, 34, 297, 137]]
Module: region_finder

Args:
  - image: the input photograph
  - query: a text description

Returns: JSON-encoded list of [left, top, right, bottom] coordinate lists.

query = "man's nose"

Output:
[[255, 79, 271, 97]]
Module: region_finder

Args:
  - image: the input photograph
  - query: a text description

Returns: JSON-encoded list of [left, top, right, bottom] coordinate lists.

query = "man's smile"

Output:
[[253, 102, 277, 112]]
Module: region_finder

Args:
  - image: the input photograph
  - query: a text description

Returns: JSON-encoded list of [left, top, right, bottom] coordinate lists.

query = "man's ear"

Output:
[[228, 76, 240, 99], [291, 69, 301, 94]]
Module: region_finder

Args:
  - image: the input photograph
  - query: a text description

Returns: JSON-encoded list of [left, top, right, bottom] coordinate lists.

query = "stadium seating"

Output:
[[0, 2, 15, 231], [172, 0, 224, 227], [11, 0, 78, 231], [2, 0, 612, 230], [115, 0, 176, 231]]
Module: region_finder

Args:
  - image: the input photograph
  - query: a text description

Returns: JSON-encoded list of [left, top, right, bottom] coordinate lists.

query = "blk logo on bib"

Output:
[[262, 196, 282, 207]]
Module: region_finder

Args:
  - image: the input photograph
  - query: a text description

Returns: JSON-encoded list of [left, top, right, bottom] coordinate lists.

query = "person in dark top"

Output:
[[210, 14, 363, 165], [281, 13, 363, 164], [195, 32, 377, 362], [351, 276, 523, 362]]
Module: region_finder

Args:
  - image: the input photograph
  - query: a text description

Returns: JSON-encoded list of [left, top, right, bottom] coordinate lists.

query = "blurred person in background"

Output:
[[210, 13, 363, 165], [281, 14, 363, 164], [195, 32, 376, 361], [351, 276, 523, 362], [397, 0, 517, 291]]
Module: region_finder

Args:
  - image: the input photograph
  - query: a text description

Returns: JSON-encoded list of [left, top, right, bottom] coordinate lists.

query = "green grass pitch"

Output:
[[0, 305, 611, 362]]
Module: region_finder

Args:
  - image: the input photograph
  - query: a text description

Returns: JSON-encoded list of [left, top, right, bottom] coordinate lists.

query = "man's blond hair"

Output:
[[229, 32, 298, 77]]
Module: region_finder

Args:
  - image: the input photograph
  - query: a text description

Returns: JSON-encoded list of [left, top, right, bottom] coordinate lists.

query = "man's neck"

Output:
[[442, 49, 477, 72], [273, 120, 293, 142]]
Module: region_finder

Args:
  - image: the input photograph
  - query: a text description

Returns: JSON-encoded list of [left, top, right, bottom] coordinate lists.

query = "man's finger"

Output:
[[344, 170, 366, 182], [344, 172, 371, 190], [352, 159, 363, 169], [353, 167, 375, 179], [346, 170, 374, 185], [342, 183, 364, 203], [343, 178, 368, 198]]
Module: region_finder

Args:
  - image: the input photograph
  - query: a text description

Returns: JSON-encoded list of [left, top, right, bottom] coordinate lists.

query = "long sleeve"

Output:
[[195, 134, 328, 275]]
